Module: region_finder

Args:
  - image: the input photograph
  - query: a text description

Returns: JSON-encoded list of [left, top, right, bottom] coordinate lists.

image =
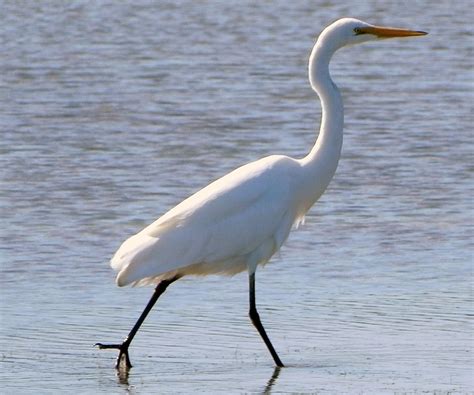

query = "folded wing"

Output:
[[111, 155, 302, 286]]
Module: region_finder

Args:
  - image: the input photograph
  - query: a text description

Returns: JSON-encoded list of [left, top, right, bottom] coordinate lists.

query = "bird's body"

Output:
[[113, 155, 304, 286], [97, 18, 427, 369], [113, 149, 339, 286]]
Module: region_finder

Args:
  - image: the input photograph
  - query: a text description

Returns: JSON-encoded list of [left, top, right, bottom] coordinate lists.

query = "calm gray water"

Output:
[[1, 1, 473, 393]]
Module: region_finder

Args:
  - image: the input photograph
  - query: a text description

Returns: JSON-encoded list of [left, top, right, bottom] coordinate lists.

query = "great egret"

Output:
[[96, 18, 427, 369]]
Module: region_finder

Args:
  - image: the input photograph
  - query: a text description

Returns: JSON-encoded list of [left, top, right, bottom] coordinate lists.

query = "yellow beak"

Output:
[[359, 25, 428, 38]]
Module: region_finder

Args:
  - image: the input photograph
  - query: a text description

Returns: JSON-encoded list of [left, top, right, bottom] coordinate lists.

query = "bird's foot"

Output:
[[95, 342, 132, 369]]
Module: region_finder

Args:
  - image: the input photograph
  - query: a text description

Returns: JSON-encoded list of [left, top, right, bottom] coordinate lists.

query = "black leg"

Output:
[[96, 276, 179, 369], [248, 272, 284, 367]]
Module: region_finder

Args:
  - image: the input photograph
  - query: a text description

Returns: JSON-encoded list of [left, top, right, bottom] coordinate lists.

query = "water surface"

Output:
[[1, 1, 473, 393]]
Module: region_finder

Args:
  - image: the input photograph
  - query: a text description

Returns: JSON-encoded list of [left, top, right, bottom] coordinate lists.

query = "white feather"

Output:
[[109, 18, 426, 288], [112, 155, 303, 286]]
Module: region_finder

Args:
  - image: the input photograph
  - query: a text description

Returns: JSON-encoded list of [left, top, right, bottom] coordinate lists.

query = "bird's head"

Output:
[[319, 18, 427, 50]]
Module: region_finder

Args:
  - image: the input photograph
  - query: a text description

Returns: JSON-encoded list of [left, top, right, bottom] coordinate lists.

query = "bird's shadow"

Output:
[[116, 366, 130, 386], [114, 363, 282, 393], [262, 366, 282, 394]]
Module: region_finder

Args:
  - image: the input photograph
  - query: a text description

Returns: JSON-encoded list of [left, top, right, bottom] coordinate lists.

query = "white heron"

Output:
[[96, 18, 426, 369]]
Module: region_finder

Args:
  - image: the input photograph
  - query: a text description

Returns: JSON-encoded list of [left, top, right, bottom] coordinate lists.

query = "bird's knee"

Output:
[[249, 307, 260, 323]]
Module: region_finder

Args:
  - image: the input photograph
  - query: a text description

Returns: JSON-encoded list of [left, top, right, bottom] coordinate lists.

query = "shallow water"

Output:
[[1, 0, 473, 393]]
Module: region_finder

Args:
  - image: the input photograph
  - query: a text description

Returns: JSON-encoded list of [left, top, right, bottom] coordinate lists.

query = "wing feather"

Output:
[[112, 155, 300, 286]]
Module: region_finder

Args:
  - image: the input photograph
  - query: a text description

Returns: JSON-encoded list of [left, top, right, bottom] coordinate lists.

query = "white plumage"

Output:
[[97, 18, 426, 370], [112, 155, 307, 286]]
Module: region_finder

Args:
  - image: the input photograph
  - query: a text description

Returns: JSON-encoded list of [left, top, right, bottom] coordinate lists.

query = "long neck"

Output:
[[304, 39, 343, 166], [300, 38, 344, 196]]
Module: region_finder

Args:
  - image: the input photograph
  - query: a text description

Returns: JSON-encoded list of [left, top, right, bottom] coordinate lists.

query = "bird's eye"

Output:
[[354, 27, 363, 35]]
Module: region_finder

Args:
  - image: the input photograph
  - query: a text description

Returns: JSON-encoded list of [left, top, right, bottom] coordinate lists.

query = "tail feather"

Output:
[[111, 234, 160, 286]]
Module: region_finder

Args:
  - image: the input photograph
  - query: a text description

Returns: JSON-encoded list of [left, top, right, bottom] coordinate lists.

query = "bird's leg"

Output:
[[248, 272, 284, 367], [95, 276, 179, 370]]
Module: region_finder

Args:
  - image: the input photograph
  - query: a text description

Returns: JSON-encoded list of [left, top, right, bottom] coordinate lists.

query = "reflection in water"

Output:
[[262, 366, 282, 394], [117, 367, 130, 387]]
